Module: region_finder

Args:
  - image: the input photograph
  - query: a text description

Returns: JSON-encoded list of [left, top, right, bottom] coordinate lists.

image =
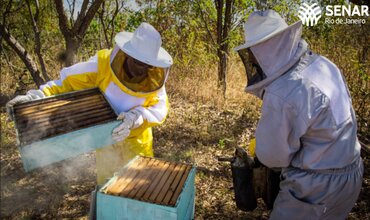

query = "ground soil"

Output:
[[1, 97, 369, 219]]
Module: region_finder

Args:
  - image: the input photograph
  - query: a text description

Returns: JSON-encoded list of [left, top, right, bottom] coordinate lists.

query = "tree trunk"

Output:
[[65, 37, 80, 67], [215, 0, 225, 94], [0, 24, 45, 86], [215, 0, 233, 96], [54, 0, 104, 67], [218, 51, 227, 95]]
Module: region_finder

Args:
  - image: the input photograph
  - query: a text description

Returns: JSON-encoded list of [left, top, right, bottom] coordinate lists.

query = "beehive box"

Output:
[[11, 88, 120, 172], [97, 156, 196, 220]]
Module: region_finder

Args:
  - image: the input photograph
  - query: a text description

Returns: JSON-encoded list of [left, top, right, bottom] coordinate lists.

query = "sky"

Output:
[[63, 0, 140, 19]]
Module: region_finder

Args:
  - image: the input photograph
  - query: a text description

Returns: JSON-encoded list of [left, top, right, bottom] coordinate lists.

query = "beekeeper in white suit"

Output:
[[235, 10, 363, 219], [6, 22, 172, 184]]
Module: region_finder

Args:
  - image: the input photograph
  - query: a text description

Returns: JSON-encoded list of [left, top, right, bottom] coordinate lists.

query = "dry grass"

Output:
[[167, 57, 262, 112]]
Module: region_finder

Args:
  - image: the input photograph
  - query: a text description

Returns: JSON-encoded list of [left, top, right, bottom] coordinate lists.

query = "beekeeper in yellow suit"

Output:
[[6, 22, 173, 184]]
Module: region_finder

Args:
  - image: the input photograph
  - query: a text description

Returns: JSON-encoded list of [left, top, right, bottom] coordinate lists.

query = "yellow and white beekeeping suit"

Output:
[[40, 46, 169, 184]]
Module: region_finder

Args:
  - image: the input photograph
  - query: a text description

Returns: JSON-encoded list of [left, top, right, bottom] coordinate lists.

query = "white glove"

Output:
[[6, 89, 45, 121], [112, 109, 144, 142]]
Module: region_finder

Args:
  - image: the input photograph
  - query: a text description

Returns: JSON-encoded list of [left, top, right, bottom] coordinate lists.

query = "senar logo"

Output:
[[325, 4, 369, 25], [298, 2, 322, 26], [326, 5, 369, 16], [298, 2, 369, 26]]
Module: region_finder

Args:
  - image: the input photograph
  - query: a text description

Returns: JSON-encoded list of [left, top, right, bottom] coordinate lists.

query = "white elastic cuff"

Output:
[[130, 109, 144, 129], [132, 114, 144, 129], [27, 89, 46, 100]]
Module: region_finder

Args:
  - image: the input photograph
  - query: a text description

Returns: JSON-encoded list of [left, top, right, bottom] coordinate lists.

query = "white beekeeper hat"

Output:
[[234, 10, 302, 51], [115, 22, 173, 68]]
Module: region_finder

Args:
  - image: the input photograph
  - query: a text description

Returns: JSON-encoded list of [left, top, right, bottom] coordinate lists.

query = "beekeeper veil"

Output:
[[112, 22, 173, 93], [235, 10, 308, 98]]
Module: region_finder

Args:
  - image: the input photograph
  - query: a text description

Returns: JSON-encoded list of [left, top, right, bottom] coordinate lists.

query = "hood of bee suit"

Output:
[[246, 24, 308, 98]]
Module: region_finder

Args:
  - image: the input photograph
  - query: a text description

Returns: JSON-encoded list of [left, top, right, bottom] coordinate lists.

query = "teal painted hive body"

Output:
[[12, 88, 119, 172], [97, 156, 196, 220]]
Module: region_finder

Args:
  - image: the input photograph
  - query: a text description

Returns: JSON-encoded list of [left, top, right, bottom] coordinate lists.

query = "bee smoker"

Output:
[[218, 147, 281, 211]]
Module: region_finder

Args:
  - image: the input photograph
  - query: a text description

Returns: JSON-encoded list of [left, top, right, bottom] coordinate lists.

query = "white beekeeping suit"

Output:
[[235, 10, 363, 219], [6, 23, 173, 185]]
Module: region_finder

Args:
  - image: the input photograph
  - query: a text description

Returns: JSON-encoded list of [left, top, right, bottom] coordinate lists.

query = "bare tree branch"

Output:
[[98, 1, 110, 47], [215, 0, 223, 47], [196, 0, 216, 46], [74, 0, 89, 31], [0, 24, 45, 86], [109, 0, 124, 43], [54, 0, 71, 39], [98, 0, 125, 48], [222, 0, 233, 41], [76, 0, 104, 37], [3, 0, 13, 25], [26, 0, 50, 81], [66, 0, 76, 26]]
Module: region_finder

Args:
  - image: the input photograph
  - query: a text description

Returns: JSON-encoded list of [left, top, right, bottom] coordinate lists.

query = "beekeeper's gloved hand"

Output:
[[112, 109, 144, 142], [6, 89, 45, 121]]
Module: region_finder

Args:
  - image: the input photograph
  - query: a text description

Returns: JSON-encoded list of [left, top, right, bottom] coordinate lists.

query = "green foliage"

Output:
[[218, 138, 226, 149], [126, 10, 146, 31]]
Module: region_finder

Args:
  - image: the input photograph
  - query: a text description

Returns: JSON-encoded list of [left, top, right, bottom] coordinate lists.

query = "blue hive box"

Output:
[[97, 156, 196, 220], [12, 88, 120, 172]]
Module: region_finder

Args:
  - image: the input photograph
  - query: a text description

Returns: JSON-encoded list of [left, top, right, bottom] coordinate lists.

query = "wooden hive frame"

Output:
[[11, 88, 121, 172], [13, 88, 117, 145], [102, 156, 193, 207]]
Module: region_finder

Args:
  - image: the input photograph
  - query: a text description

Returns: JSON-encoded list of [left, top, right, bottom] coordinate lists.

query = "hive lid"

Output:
[[101, 156, 193, 207]]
